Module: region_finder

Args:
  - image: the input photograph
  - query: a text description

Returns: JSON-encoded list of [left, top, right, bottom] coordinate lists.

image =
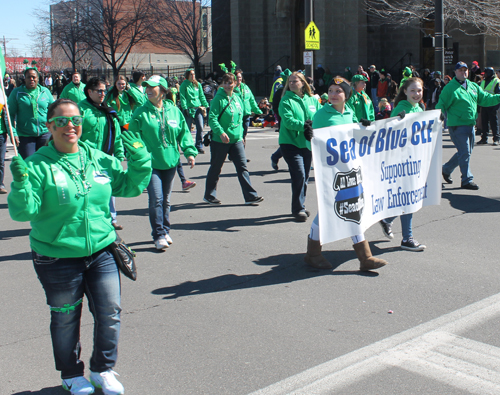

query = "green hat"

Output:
[[321, 93, 328, 100], [351, 74, 368, 83], [280, 68, 292, 84], [403, 66, 412, 77], [142, 75, 168, 90]]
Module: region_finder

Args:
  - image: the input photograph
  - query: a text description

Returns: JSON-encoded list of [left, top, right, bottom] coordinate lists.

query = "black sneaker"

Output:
[[401, 237, 426, 251], [442, 171, 453, 184], [245, 196, 264, 205], [461, 182, 479, 190], [203, 196, 221, 205], [477, 139, 488, 145], [379, 220, 394, 239], [293, 211, 308, 222], [197, 148, 205, 154]]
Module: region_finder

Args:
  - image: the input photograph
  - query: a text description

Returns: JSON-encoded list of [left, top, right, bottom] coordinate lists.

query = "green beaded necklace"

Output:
[[61, 149, 92, 199]]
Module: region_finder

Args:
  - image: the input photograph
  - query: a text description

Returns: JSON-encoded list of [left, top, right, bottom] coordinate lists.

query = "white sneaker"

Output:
[[165, 234, 173, 244], [90, 370, 124, 395], [62, 376, 95, 395], [154, 237, 169, 250]]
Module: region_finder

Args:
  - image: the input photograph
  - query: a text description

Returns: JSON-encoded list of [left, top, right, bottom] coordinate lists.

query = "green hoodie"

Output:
[[436, 78, 500, 127], [79, 99, 125, 160], [128, 99, 197, 170], [234, 82, 262, 116], [312, 103, 358, 129], [208, 87, 245, 144], [391, 100, 422, 116], [8, 140, 151, 258], [105, 88, 145, 127], [180, 79, 209, 117], [7, 85, 54, 137], [128, 82, 147, 106], [346, 90, 375, 122], [278, 90, 321, 149], [60, 81, 86, 103]]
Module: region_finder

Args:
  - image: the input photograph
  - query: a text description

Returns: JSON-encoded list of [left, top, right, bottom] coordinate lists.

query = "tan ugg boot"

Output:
[[304, 236, 332, 269], [353, 240, 388, 271]]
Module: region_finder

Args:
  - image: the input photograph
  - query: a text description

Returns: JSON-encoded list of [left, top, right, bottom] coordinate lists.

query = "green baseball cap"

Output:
[[351, 74, 368, 83], [142, 75, 168, 90]]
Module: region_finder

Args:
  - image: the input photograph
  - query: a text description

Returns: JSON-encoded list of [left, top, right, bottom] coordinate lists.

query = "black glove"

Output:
[[398, 110, 406, 119], [304, 120, 313, 141], [360, 118, 371, 127], [440, 111, 446, 122]]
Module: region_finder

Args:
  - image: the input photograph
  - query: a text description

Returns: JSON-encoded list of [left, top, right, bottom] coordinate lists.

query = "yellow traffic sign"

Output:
[[305, 21, 320, 50]]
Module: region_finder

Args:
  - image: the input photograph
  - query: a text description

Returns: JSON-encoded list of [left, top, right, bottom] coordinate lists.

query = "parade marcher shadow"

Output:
[[0, 228, 31, 240], [174, 214, 292, 232], [152, 251, 378, 300], [442, 192, 500, 214], [0, 203, 8, 209], [0, 251, 31, 262], [12, 386, 66, 394]]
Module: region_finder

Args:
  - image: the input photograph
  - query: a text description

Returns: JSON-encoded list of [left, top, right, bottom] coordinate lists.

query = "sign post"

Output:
[[303, 51, 313, 66]]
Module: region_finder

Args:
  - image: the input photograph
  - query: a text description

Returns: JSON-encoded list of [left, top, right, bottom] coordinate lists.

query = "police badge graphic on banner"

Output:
[[311, 110, 442, 245]]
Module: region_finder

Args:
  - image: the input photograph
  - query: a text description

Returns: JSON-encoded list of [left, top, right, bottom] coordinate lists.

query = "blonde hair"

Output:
[[283, 71, 312, 97]]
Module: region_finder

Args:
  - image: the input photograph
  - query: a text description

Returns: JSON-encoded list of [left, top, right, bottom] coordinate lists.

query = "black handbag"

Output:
[[110, 232, 137, 281], [203, 99, 233, 146]]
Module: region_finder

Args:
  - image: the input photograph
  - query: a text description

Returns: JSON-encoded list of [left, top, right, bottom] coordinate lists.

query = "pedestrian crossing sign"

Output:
[[305, 21, 320, 50]]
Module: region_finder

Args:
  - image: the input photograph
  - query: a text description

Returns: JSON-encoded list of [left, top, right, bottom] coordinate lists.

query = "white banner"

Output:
[[311, 110, 442, 244]]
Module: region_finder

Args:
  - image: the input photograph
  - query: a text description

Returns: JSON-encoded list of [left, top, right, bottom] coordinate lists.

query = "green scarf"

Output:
[[26, 85, 41, 117]]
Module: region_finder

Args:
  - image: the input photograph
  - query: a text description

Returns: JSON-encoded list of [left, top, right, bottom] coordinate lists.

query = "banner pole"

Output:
[[0, 82, 18, 157]]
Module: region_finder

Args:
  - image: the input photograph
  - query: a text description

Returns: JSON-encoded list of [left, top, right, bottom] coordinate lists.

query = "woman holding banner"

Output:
[[304, 77, 388, 271], [379, 77, 427, 252]]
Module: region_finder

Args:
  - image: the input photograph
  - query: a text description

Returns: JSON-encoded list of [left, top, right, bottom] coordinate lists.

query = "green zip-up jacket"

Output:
[[278, 90, 321, 149], [105, 88, 144, 127], [180, 80, 209, 117], [234, 82, 262, 117], [346, 90, 375, 122], [7, 85, 54, 137], [312, 103, 358, 129], [436, 78, 500, 127], [60, 82, 86, 104], [8, 140, 151, 258], [391, 100, 422, 117], [0, 109, 8, 135], [208, 88, 245, 144], [128, 99, 197, 170], [79, 99, 125, 160], [129, 83, 147, 106]]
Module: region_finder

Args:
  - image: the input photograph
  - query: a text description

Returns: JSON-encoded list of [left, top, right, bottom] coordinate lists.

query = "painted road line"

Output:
[[249, 292, 500, 395]]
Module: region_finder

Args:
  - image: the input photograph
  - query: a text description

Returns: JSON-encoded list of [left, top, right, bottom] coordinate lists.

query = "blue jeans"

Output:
[[204, 140, 258, 202], [147, 167, 176, 240], [33, 247, 121, 379], [371, 88, 378, 108], [176, 159, 186, 184], [18, 133, 51, 159], [0, 133, 6, 188], [185, 109, 205, 150], [384, 213, 413, 241], [280, 144, 312, 214], [442, 125, 475, 185], [109, 197, 117, 224], [242, 115, 251, 140], [271, 147, 283, 163]]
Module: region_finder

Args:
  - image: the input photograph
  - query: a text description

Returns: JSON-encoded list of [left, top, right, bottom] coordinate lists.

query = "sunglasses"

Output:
[[93, 89, 106, 94], [49, 115, 84, 127]]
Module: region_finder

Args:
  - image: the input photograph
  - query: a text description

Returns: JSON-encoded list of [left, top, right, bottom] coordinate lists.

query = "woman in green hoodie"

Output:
[[203, 72, 263, 205], [8, 98, 151, 395], [128, 75, 197, 250], [234, 69, 262, 143], [7, 67, 54, 159], [278, 71, 321, 221], [105, 75, 144, 128]]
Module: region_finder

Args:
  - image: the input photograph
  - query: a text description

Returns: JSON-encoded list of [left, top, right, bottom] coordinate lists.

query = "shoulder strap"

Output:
[[218, 97, 233, 122]]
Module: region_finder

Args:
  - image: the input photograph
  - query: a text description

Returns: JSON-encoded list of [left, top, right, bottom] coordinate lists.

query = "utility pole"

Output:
[[435, 0, 444, 75], [304, 0, 313, 80], [3, 36, 19, 57]]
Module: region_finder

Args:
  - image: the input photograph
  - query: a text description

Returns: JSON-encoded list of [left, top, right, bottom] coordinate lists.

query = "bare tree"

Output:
[[363, 0, 500, 37], [84, 0, 153, 78], [150, 0, 212, 76], [28, 22, 52, 73]]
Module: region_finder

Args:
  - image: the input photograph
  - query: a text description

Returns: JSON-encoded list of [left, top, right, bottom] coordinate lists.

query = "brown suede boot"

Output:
[[353, 240, 388, 271], [304, 236, 332, 269]]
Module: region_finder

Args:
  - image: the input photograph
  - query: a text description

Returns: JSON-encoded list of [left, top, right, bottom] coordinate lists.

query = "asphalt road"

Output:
[[2, 126, 500, 394]]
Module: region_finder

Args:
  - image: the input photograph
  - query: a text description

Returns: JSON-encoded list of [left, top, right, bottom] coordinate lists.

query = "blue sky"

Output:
[[1, 0, 45, 57]]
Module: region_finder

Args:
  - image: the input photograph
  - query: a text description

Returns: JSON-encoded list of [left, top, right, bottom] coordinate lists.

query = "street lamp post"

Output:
[[305, 0, 313, 80], [435, 0, 445, 75]]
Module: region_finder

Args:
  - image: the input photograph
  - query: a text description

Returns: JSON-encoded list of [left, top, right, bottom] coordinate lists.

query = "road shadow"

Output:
[[442, 192, 500, 213], [12, 387, 66, 395], [0, 228, 31, 240], [152, 250, 379, 299], [0, 203, 8, 209], [0, 251, 32, 263], [174, 214, 299, 232]]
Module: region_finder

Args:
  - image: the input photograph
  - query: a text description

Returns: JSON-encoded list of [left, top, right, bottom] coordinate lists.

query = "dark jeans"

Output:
[[176, 159, 186, 184], [185, 109, 205, 150], [442, 125, 475, 185], [271, 147, 283, 163], [242, 115, 251, 140], [480, 106, 500, 141], [33, 247, 121, 379], [280, 143, 312, 214], [204, 140, 258, 202], [19, 133, 51, 159], [147, 167, 176, 240], [0, 133, 6, 187]]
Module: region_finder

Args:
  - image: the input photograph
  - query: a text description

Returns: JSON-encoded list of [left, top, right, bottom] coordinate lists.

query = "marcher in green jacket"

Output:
[[304, 76, 387, 271], [129, 75, 197, 250], [60, 72, 86, 103], [7, 67, 54, 158], [347, 74, 375, 122], [105, 75, 144, 127], [234, 69, 262, 144], [180, 69, 209, 152], [129, 70, 147, 106], [7, 98, 150, 395], [438, 61, 500, 189], [203, 72, 263, 206], [278, 71, 321, 221]]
